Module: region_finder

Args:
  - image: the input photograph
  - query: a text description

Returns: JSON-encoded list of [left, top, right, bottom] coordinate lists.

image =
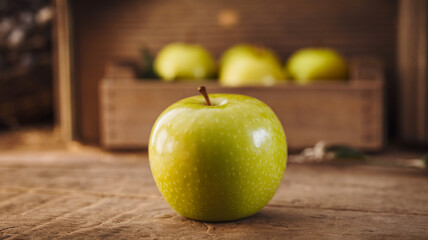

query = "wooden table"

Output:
[[0, 150, 427, 239]]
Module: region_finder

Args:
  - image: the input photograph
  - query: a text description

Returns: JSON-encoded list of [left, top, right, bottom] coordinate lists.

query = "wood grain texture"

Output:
[[100, 58, 384, 151], [0, 151, 427, 239], [397, 0, 428, 144], [68, 0, 397, 144], [53, 0, 75, 142]]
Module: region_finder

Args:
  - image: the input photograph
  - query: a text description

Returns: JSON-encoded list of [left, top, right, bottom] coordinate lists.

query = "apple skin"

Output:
[[154, 43, 216, 81], [149, 94, 287, 222], [219, 45, 285, 87], [285, 48, 348, 84]]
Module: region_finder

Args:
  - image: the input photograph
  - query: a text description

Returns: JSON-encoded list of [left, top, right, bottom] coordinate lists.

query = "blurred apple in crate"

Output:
[[286, 48, 348, 84], [219, 45, 285, 86], [154, 43, 216, 81]]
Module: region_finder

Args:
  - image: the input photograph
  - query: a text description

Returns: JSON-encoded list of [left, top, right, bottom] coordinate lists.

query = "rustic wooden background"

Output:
[[70, 0, 397, 143]]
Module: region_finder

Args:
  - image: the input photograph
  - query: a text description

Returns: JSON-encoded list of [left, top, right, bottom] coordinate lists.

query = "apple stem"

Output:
[[198, 86, 211, 106]]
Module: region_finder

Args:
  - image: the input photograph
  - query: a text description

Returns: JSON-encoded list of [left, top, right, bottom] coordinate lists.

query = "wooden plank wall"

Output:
[[397, 0, 428, 145], [71, 0, 397, 143]]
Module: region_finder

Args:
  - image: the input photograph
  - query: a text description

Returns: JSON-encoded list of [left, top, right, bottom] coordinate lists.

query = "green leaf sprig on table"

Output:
[[292, 141, 367, 163], [294, 142, 427, 173], [326, 145, 367, 160]]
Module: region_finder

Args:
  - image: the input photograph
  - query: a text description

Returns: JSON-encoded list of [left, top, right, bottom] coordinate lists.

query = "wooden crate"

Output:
[[54, 0, 397, 144], [100, 58, 384, 151]]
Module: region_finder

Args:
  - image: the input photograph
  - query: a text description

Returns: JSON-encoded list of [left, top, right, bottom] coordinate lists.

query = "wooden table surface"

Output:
[[0, 150, 427, 239]]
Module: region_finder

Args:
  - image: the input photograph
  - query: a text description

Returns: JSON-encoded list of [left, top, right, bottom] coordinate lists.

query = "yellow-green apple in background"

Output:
[[285, 48, 348, 84], [219, 45, 285, 86], [154, 43, 216, 81], [149, 87, 287, 222]]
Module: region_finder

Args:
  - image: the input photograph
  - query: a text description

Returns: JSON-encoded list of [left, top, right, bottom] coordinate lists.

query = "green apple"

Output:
[[219, 44, 258, 68], [285, 48, 348, 84], [219, 45, 285, 86], [149, 87, 287, 222], [154, 43, 216, 81]]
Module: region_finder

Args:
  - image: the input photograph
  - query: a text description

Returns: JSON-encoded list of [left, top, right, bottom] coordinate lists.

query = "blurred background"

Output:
[[0, 0, 426, 153], [0, 0, 53, 127]]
